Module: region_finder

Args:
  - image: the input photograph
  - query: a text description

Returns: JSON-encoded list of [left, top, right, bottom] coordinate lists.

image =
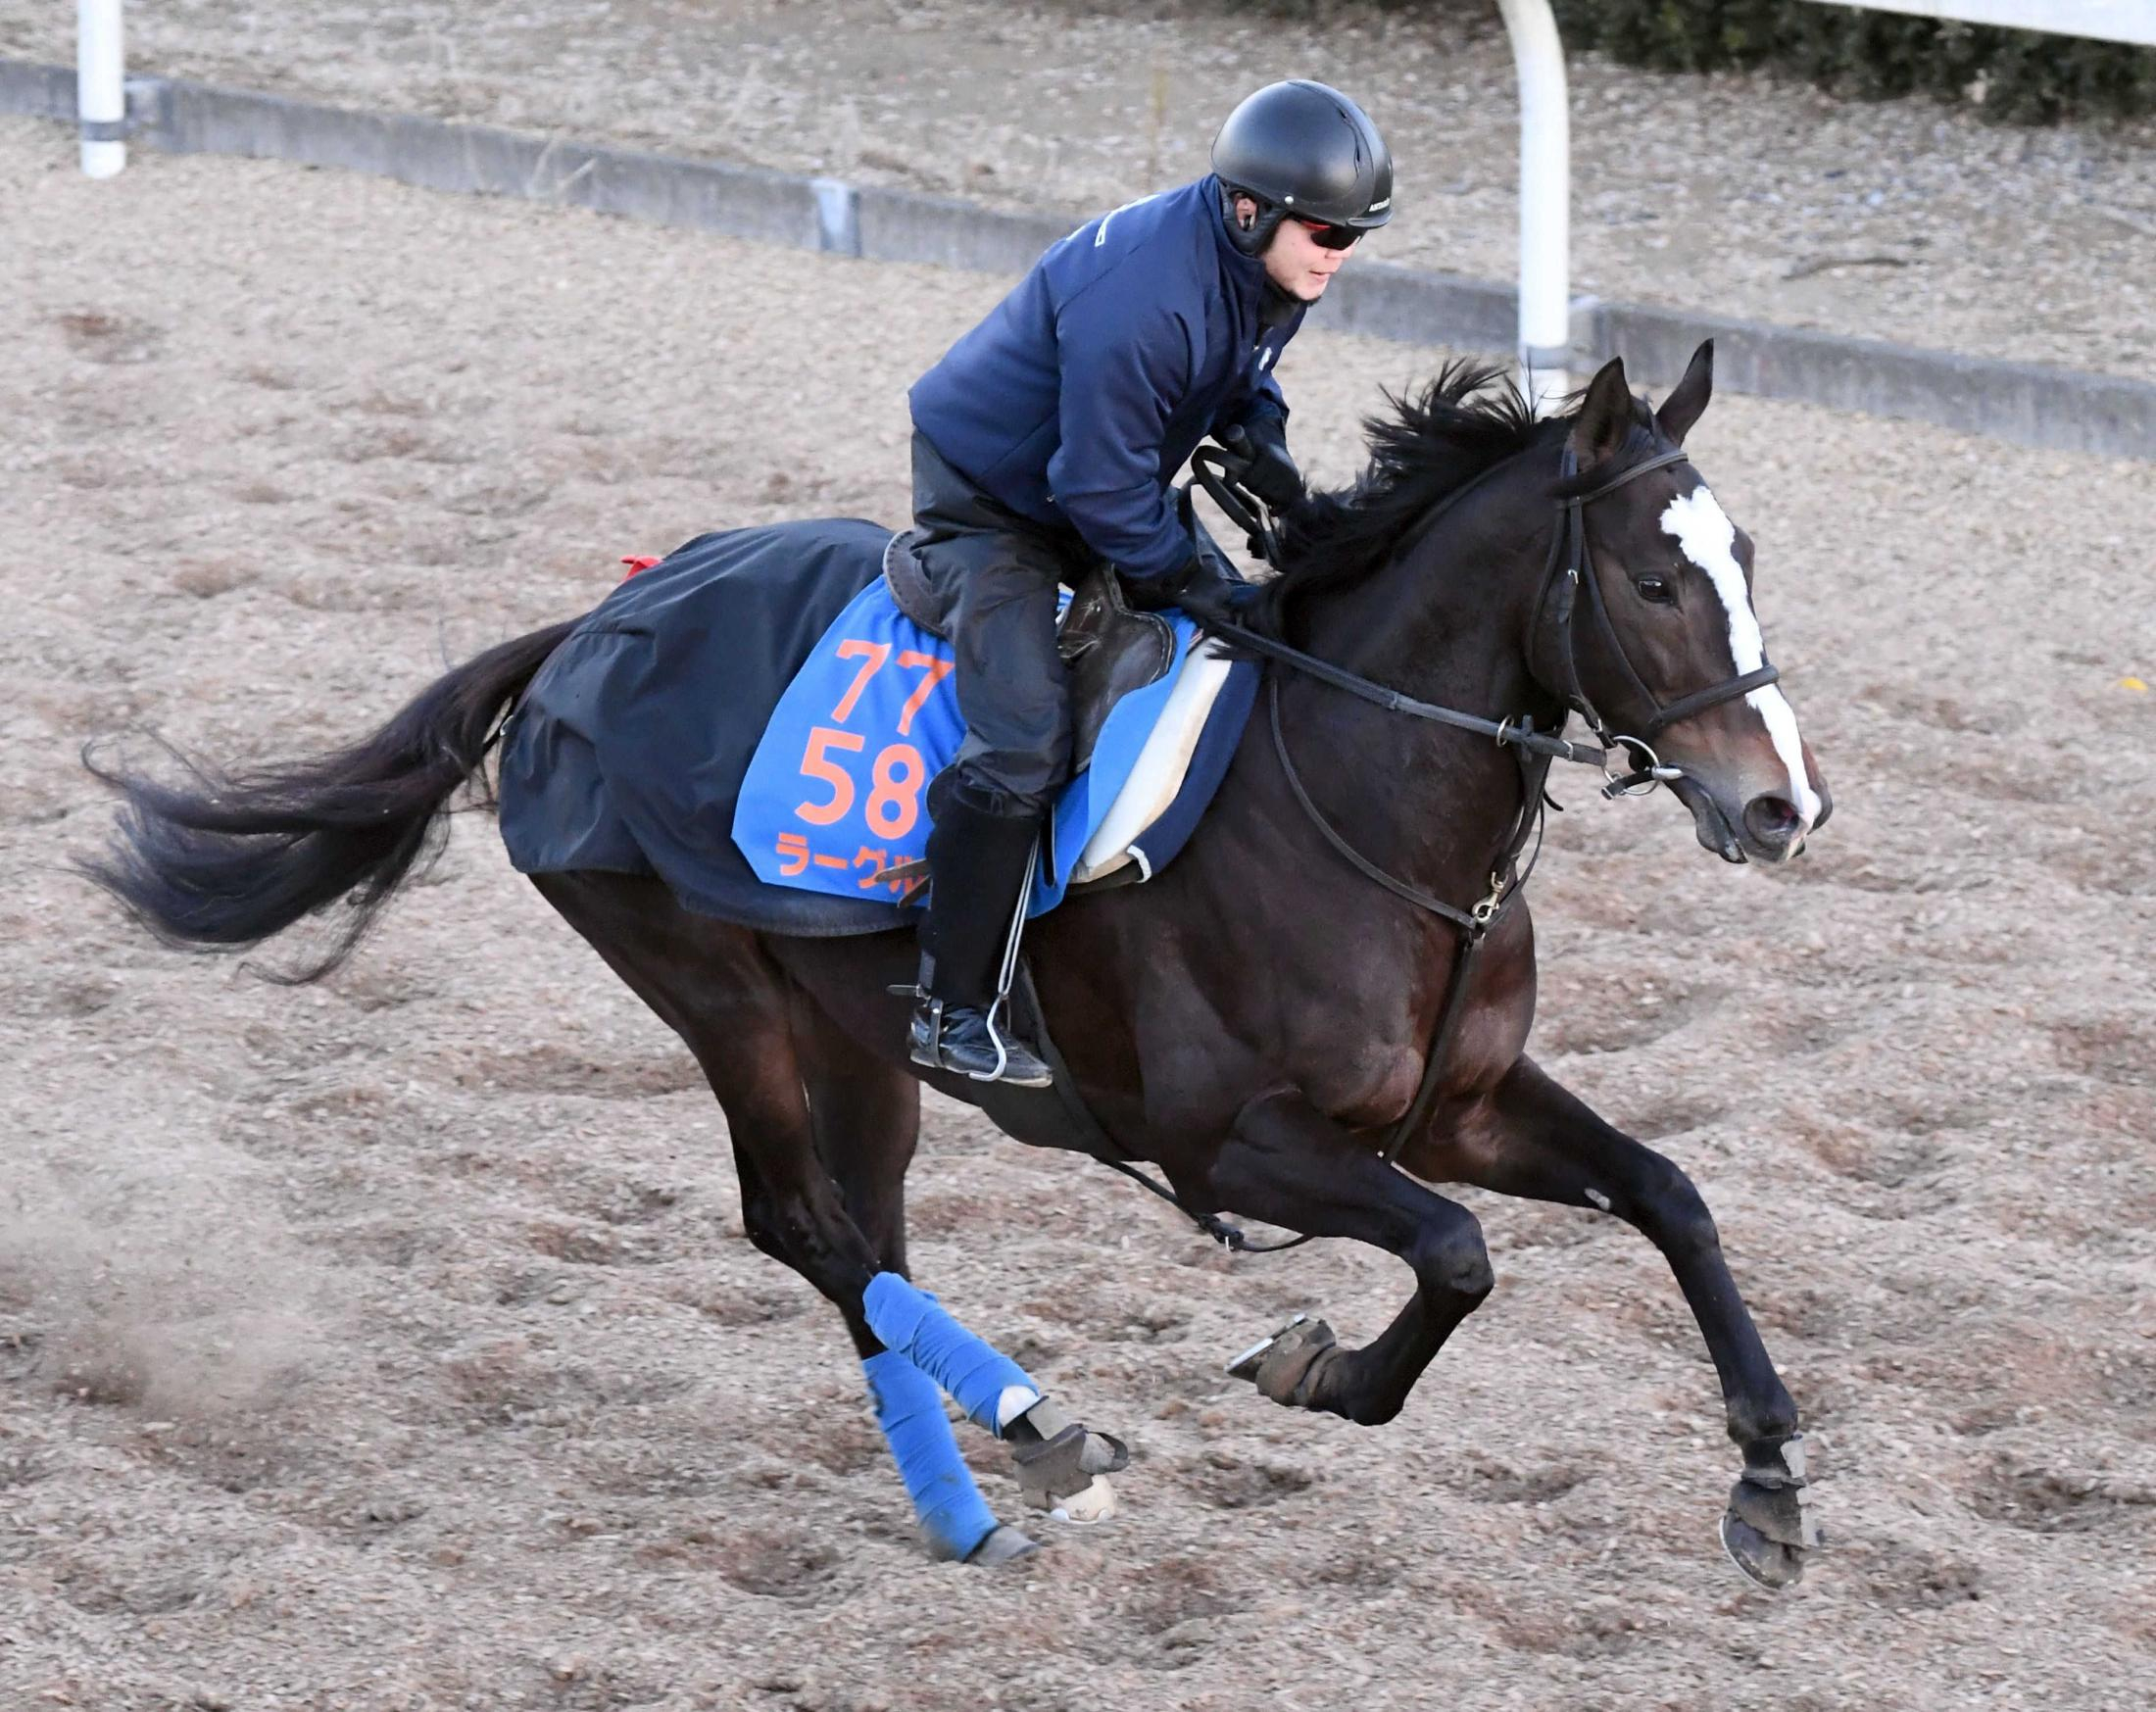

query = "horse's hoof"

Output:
[[1226, 1313, 1309, 1380], [1227, 1316, 1338, 1407], [1013, 1421, 1128, 1522], [1047, 1474, 1117, 1525], [1716, 1423, 1819, 1578], [961, 1525, 1040, 1567], [1729, 1466, 1821, 1548], [1719, 1437, 1820, 1590], [1720, 1509, 1804, 1590]]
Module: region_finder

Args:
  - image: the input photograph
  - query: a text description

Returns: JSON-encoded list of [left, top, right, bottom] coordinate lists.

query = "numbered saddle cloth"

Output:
[[497, 518, 1257, 937]]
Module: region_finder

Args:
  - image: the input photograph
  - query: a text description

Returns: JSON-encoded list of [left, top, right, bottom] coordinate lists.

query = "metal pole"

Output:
[[77, 0, 125, 178], [1495, 0, 1570, 411]]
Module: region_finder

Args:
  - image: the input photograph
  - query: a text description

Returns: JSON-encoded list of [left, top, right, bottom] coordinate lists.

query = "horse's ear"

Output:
[[1655, 340, 1714, 445], [1567, 357, 1632, 468]]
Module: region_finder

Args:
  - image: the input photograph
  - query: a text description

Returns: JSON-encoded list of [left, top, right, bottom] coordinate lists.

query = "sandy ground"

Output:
[[3, 0, 2154, 383], [4, 109, 2156, 1711]]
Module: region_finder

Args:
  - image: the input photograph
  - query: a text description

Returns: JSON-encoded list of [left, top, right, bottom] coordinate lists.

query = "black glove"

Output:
[[1175, 576, 1266, 629], [1162, 552, 1266, 628], [1116, 558, 1194, 613], [1119, 552, 1253, 621], [1218, 416, 1304, 513]]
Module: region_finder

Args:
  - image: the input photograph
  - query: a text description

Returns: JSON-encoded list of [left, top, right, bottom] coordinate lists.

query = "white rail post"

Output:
[[77, 0, 126, 178], [1495, 0, 1571, 411]]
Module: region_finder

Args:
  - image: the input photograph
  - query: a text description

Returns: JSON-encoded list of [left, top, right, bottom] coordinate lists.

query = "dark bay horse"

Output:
[[83, 345, 1830, 1586]]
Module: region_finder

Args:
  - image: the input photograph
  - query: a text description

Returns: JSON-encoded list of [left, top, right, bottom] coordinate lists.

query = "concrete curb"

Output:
[[8, 59, 2153, 460], [1586, 299, 2156, 459], [3, 58, 72, 121]]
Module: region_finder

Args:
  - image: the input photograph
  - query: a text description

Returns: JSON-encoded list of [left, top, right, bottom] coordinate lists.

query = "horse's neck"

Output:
[[1300, 466, 1553, 726], [1280, 473, 1556, 890]]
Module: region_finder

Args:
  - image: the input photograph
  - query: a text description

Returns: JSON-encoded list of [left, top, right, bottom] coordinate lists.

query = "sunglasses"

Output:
[[1293, 218, 1362, 252]]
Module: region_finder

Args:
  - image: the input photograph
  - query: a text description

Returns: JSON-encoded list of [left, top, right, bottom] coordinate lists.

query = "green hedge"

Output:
[[1219, 1, 2154, 122], [1547, 0, 2156, 123]]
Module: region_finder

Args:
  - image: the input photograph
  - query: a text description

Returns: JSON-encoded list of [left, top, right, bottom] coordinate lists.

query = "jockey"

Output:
[[904, 79, 1393, 1086]]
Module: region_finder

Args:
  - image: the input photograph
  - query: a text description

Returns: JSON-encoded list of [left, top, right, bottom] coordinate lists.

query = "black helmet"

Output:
[[1211, 80, 1393, 232]]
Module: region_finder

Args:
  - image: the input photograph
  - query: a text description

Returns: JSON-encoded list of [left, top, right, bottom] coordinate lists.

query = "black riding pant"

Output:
[[909, 432, 1083, 818]]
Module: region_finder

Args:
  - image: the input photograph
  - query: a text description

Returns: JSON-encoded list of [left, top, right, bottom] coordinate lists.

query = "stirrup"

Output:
[[906, 993, 947, 1072], [908, 996, 1052, 1088]]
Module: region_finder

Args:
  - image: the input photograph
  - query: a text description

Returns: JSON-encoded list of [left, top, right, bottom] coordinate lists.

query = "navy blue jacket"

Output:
[[908, 175, 1304, 581]]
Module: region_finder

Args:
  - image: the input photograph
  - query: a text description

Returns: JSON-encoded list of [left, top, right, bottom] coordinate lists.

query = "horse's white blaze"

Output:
[[1659, 486, 1820, 825]]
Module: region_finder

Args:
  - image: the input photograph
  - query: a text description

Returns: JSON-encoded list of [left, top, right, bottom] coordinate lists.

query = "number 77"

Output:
[[894, 651, 954, 736], [831, 640, 892, 723]]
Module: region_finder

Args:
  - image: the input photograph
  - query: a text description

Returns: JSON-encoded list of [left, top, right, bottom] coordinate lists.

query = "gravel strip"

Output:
[[3, 0, 2153, 382]]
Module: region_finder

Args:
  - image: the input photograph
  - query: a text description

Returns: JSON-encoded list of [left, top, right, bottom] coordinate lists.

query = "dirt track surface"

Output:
[[4, 114, 2156, 1711], [5, 0, 2155, 382]]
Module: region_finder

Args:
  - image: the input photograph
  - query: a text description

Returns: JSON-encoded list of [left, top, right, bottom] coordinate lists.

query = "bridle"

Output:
[[1197, 436, 1781, 807], [1533, 445, 1782, 798]]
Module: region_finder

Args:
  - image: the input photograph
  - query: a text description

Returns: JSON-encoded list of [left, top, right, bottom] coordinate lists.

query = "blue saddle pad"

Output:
[[733, 575, 1250, 916]]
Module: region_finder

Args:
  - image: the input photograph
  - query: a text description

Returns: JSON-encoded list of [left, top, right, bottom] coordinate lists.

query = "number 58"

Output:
[[797, 726, 927, 839]]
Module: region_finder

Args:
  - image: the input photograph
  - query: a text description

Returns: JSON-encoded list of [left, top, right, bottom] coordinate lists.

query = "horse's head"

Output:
[[1546, 343, 1831, 864]]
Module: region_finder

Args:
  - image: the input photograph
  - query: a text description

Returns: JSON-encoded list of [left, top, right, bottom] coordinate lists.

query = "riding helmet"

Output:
[[1211, 79, 1394, 249]]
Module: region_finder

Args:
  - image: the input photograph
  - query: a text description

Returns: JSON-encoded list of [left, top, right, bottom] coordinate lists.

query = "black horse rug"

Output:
[[496, 519, 1256, 936]]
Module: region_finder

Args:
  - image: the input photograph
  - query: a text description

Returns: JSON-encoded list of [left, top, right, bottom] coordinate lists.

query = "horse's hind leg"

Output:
[[789, 987, 1125, 1526], [790, 988, 919, 1280], [529, 875, 879, 1300], [528, 874, 1027, 1562], [786, 1000, 1038, 1554], [1438, 1055, 1817, 1590]]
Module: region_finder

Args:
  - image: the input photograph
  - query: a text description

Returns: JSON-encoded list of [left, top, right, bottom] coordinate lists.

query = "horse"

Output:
[[81, 343, 1832, 1587]]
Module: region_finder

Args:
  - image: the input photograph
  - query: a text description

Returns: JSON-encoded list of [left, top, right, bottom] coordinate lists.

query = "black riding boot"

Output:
[[907, 781, 1054, 1088]]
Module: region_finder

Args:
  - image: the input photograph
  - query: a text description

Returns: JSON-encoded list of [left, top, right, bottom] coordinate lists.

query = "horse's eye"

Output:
[[1635, 575, 1674, 604]]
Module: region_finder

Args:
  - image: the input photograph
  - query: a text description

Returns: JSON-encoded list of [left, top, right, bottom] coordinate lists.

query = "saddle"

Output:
[[882, 531, 1180, 772]]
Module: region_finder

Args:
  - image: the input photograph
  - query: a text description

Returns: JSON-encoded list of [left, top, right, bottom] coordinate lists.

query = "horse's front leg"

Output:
[[1432, 1055, 1819, 1589], [1202, 1091, 1494, 1427]]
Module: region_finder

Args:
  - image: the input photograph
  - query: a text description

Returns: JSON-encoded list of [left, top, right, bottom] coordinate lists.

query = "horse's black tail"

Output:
[[78, 618, 581, 982]]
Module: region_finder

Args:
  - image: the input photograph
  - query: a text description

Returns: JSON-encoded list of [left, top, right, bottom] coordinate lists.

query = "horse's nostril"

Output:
[[1742, 794, 1801, 846]]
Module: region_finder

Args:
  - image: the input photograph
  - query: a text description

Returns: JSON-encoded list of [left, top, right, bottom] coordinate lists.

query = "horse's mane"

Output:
[[1241, 361, 1661, 642]]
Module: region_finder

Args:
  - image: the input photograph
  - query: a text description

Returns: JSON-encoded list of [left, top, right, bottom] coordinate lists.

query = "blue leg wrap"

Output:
[[862, 1351, 998, 1562], [861, 1271, 1036, 1435]]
